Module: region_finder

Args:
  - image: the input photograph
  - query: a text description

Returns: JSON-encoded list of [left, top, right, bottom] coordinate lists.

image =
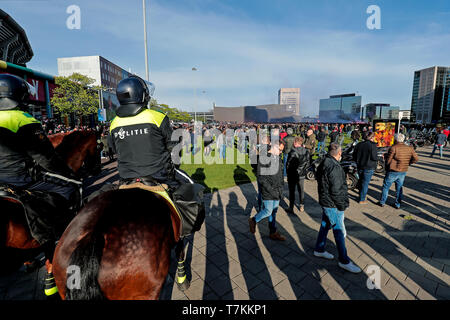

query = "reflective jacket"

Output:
[[110, 108, 175, 179], [0, 109, 74, 186]]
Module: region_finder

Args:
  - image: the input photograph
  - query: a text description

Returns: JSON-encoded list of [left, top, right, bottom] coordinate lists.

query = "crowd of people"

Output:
[[38, 116, 449, 274]]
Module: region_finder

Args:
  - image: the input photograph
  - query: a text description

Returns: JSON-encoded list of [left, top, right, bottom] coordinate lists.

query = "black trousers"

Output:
[[288, 176, 305, 208]]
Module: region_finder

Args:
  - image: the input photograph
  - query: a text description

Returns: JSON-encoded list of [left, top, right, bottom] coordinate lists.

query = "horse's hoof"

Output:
[[176, 279, 190, 292]]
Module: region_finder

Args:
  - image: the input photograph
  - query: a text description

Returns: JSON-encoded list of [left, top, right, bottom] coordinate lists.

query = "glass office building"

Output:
[[364, 104, 399, 121], [410, 66, 450, 124], [319, 93, 362, 123]]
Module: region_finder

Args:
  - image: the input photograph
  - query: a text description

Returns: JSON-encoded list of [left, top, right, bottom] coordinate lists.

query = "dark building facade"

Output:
[[319, 93, 362, 123], [214, 104, 297, 123]]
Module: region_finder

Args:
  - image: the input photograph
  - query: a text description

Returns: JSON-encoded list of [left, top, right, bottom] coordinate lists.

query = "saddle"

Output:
[[119, 182, 182, 243], [0, 185, 23, 205]]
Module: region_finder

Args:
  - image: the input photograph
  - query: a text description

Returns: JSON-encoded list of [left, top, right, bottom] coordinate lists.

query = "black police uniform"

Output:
[[110, 108, 192, 188]]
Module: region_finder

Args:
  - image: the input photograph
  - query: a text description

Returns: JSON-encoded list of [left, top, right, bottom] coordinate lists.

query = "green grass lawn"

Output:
[[180, 147, 257, 193], [180, 135, 356, 192]]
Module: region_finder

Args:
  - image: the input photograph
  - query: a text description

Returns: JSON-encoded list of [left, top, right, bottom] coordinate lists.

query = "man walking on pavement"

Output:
[[353, 131, 378, 204], [379, 133, 419, 209], [249, 142, 286, 241], [313, 142, 362, 273]]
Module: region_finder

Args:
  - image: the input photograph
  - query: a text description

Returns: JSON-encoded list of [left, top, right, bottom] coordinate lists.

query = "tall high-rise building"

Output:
[[410, 66, 450, 124], [319, 93, 362, 123], [278, 88, 300, 115]]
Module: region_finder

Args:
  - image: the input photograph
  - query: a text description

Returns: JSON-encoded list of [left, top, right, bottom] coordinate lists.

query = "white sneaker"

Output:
[[313, 251, 334, 260], [338, 261, 362, 273]]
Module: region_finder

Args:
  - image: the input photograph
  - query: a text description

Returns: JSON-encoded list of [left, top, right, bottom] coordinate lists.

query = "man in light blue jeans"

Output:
[[379, 171, 406, 209], [315, 207, 350, 265], [378, 133, 418, 209]]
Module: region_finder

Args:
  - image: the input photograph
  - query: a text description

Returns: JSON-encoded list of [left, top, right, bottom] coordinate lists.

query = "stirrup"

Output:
[[44, 272, 59, 296]]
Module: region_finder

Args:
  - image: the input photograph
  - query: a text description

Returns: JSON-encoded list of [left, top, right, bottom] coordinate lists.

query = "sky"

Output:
[[1, 0, 449, 116]]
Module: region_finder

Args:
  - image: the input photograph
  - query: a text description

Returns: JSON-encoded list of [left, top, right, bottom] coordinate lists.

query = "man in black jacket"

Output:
[[286, 136, 310, 213], [248, 142, 286, 241], [329, 129, 340, 144], [353, 131, 378, 204], [313, 143, 361, 273], [316, 128, 326, 153]]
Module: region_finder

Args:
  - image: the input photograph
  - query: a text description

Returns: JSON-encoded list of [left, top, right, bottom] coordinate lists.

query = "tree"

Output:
[[51, 73, 101, 124], [150, 102, 192, 122]]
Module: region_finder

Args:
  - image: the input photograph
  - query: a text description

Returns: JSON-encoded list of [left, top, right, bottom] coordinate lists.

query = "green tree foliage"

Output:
[[51, 73, 101, 117], [150, 103, 192, 122]]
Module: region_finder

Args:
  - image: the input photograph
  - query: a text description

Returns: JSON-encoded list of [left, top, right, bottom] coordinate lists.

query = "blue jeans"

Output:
[[219, 144, 226, 159], [315, 207, 350, 264], [257, 181, 262, 212], [317, 141, 324, 153], [254, 200, 279, 234], [380, 171, 406, 208], [431, 144, 443, 158], [283, 154, 288, 176], [358, 169, 374, 202]]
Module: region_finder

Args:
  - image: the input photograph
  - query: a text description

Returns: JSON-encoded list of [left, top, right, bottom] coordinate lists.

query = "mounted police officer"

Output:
[[0, 74, 81, 296], [110, 75, 193, 188]]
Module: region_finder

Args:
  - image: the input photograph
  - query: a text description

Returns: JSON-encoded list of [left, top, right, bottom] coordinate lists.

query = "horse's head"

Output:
[[52, 131, 102, 177], [81, 131, 102, 177]]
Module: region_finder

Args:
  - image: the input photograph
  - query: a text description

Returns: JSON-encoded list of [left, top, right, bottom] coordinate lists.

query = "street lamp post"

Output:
[[192, 67, 197, 122], [143, 0, 149, 81]]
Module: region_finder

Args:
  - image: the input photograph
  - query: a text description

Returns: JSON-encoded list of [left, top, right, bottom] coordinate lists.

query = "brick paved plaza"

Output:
[[161, 145, 450, 300], [1, 145, 449, 300]]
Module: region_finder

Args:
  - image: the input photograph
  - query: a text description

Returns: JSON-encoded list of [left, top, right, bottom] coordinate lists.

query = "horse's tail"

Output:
[[65, 229, 105, 300]]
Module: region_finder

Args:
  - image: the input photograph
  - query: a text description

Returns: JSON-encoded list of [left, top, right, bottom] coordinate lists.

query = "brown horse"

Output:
[[52, 188, 190, 300], [0, 130, 101, 274], [48, 130, 101, 176]]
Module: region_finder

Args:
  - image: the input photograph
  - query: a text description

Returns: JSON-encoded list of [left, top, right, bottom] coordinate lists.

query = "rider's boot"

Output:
[[43, 242, 59, 298]]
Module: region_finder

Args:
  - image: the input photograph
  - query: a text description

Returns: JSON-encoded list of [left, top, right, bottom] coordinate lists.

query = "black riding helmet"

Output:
[[0, 74, 31, 110], [115, 75, 154, 117]]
